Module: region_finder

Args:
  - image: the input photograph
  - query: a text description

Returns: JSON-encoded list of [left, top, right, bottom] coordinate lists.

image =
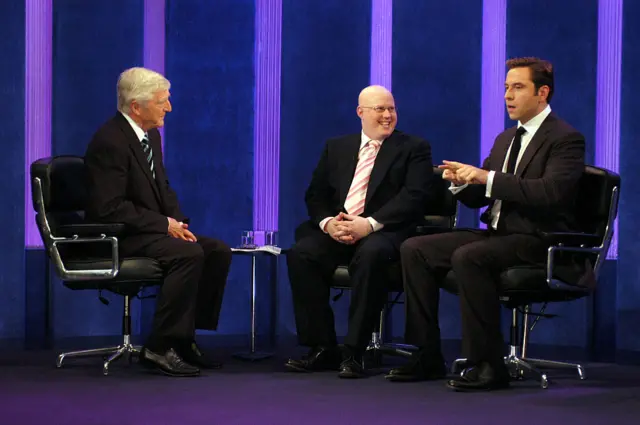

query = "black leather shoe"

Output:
[[338, 354, 367, 379], [139, 347, 200, 377], [285, 346, 342, 373], [385, 352, 447, 382], [178, 341, 223, 369], [446, 362, 510, 392]]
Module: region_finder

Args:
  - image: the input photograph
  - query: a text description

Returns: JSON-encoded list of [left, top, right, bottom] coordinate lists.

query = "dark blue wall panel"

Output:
[[278, 0, 372, 337], [390, 0, 483, 341], [51, 0, 144, 338], [0, 0, 26, 343], [617, 0, 640, 354], [165, 0, 255, 335], [506, 0, 598, 349]]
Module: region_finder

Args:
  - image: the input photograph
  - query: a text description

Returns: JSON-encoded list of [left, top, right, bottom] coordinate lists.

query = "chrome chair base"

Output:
[[450, 347, 585, 389], [56, 335, 141, 376], [364, 331, 417, 368]]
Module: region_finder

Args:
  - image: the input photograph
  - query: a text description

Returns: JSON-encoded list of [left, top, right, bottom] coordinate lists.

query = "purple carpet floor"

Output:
[[1, 345, 639, 425]]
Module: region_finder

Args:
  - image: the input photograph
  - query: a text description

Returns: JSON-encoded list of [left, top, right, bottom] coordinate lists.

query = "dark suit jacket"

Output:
[[85, 112, 186, 255], [455, 112, 595, 287], [301, 130, 433, 246], [456, 112, 585, 235]]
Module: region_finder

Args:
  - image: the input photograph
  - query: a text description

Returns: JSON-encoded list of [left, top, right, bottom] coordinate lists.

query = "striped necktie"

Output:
[[343, 140, 382, 216], [140, 133, 155, 179]]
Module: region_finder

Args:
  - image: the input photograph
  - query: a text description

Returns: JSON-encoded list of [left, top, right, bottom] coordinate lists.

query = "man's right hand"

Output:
[[325, 213, 355, 244], [441, 168, 467, 186], [168, 217, 193, 241]]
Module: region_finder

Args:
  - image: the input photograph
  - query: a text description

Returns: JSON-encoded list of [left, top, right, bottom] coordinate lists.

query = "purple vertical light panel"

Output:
[[253, 0, 282, 236], [370, 0, 393, 89], [144, 0, 166, 146], [480, 0, 506, 162], [595, 0, 622, 259], [478, 0, 506, 228], [25, 0, 53, 248]]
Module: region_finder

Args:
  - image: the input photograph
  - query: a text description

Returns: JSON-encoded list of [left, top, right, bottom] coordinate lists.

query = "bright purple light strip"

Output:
[[253, 0, 282, 236], [478, 0, 506, 228], [25, 0, 53, 248], [480, 0, 506, 162], [144, 0, 165, 147], [595, 0, 622, 259], [370, 0, 393, 89]]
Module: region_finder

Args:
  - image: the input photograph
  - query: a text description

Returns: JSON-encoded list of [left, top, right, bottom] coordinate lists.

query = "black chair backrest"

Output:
[[423, 167, 457, 228], [575, 165, 620, 239], [30, 156, 89, 237], [31, 156, 88, 214]]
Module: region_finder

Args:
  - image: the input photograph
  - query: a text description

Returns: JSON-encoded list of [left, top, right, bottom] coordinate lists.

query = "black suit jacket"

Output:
[[301, 130, 433, 245], [85, 112, 186, 255], [456, 112, 585, 235]]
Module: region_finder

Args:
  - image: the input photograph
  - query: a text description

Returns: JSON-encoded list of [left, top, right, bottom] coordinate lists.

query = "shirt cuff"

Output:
[[448, 182, 468, 194], [485, 170, 496, 198], [319, 217, 333, 233], [367, 217, 383, 232]]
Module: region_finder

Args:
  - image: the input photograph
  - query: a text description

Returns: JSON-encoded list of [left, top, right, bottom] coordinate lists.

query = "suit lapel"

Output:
[[492, 127, 516, 171], [515, 115, 554, 176], [339, 135, 362, 205], [115, 114, 162, 202], [365, 132, 401, 204]]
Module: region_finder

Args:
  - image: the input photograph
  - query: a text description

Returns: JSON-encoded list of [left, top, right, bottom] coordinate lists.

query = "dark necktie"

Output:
[[140, 133, 156, 179], [506, 126, 527, 174]]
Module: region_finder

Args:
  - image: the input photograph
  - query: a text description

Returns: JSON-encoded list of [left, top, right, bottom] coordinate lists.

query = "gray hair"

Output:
[[117, 67, 171, 113]]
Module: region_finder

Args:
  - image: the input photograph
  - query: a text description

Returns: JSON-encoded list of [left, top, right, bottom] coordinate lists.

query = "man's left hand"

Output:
[[439, 160, 489, 185], [335, 215, 373, 244], [181, 222, 198, 242]]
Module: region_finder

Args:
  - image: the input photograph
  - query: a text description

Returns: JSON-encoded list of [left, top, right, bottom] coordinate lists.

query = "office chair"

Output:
[[444, 165, 620, 388], [31, 155, 164, 375]]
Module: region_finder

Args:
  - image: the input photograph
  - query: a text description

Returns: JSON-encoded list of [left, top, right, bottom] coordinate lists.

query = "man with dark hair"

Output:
[[385, 57, 589, 391]]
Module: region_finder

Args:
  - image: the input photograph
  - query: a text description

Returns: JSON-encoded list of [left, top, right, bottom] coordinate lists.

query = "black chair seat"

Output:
[[332, 263, 404, 292], [442, 268, 589, 306], [63, 257, 163, 294]]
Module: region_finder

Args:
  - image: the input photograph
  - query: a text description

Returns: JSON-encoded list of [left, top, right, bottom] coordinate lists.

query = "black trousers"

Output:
[[286, 228, 398, 351], [129, 235, 232, 347], [400, 229, 545, 366]]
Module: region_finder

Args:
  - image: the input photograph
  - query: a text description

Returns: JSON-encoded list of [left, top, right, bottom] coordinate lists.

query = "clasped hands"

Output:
[[438, 160, 489, 185], [168, 217, 197, 242], [325, 212, 372, 245]]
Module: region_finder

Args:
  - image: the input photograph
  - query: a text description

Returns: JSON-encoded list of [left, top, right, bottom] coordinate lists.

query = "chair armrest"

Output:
[[415, 226, 454, 235], [538, 231, 600, 247], [56, 223, 125, 238]]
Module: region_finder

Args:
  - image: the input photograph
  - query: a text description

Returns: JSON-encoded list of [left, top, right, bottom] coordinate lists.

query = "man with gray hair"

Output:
[[85, 67, 232, 377]]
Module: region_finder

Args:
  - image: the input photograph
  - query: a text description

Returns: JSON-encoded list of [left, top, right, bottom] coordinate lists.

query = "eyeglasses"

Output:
[[360, 105, 397, 113]]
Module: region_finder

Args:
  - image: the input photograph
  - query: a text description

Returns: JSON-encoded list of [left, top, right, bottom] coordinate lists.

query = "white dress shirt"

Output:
[[121, 112, 147, 142], [320, 131, 385, 233], [121, 112, 173, 231], [450, 105, 552, 230]]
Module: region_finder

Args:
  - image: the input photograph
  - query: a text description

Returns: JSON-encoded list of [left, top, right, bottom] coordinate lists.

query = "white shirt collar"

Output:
[[518, 104, 551, 135], [360, 130, 384, 149], [121, 112, 147, 142]]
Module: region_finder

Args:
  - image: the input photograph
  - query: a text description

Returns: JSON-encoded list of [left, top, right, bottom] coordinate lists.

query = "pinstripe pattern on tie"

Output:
[[140, 133, 155, 179], [343, 140, 381, 216]]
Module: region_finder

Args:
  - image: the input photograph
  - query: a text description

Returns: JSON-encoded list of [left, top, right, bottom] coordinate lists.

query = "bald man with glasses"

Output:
[[284, 85, 434, 379]]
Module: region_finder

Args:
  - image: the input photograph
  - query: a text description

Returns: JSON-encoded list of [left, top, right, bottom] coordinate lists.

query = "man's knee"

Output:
[[400, 236, 426, 259], [178, 242, 205, 263], [288, 237, 323, 263], [451, 243, 483, 271], [349, 238, 396, 275]]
